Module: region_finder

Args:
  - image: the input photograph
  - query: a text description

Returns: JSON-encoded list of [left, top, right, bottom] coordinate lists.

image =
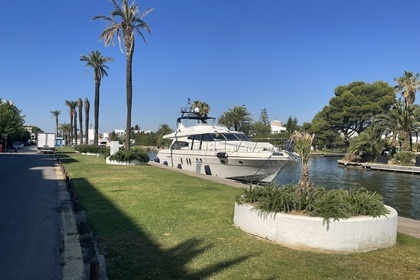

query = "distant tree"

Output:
[[310, 110, 342, 150], [301, 122, 312, 133], [260, 108, 269, 125], [285, 116, 299, 134], [83, 98, 90, 144], [50, 110, 61, 137], [31, 126, 43, 135], [349, 126, 385, 162], [156, 123, 173, 147], [135, 131, 157, 146], [251, 121, 271, 137], [315, 81, 395, 150], [394, 71, 420, 105], [77, 98, 83, 144], [109, 131, 120, 142], [94, 0, 153, 150], [218, 106, 252, 133], [59, 123, 71, 146], [80, 51, 114, 146], [374, 101, 420, 151], [65, 100, 78, 145], [191, 100, 211, 117], [0, 99, 26, 146]]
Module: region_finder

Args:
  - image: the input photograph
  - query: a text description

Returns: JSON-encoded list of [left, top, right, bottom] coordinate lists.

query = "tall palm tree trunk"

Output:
[[94, 81, 100, 146], [55, 117, 59, 137], [125, 49, 134, 149], [73, 111, 78, 146], [78, 98, 83, 145], [69, 111, 73, 144], [84, 98, 90, 145]]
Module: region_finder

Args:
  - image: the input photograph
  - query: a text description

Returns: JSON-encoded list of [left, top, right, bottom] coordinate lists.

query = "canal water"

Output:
[[274, 156, 420, 220]]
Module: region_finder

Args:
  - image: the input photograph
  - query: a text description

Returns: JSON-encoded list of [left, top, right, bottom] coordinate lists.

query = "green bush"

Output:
[[108, 147, 150, 163], [236, 185, 389, 225], [393, 151, 416, 166], [75, 144, 110, 156]]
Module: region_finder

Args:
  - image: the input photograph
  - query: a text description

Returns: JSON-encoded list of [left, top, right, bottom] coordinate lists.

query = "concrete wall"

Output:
[[234, 203, 398, 252]]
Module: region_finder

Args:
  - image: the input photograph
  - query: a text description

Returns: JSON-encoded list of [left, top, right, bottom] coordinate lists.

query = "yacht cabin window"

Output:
[[171, 141, 189, 150]]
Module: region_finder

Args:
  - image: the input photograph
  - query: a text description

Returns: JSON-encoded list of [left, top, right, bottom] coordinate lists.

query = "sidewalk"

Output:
[[398, 217, 420, 238]]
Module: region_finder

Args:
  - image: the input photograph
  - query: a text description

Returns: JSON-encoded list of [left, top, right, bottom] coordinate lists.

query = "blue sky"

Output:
[[1, 0, 420, 133]]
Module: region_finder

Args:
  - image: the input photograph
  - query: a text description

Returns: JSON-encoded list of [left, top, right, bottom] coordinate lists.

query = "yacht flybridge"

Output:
[[155, 105, 293, 183]]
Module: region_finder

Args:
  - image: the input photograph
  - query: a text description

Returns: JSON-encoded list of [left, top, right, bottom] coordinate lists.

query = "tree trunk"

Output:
[[94, 81, 100, 146], [84, 99, 90, 145], [78, 99, 83, 145], [73, 111, 78, 146], [125, 48, 134, 150], [69, 111, 73, 145], [298, 164, 313, 192], [55, 117, 59, 137]]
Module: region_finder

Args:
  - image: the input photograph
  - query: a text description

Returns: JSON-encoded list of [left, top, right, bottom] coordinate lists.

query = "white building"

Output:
[[270, 120, 287, 134]]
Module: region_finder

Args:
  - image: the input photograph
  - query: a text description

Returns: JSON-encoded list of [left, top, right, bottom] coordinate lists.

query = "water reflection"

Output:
[[274, 156, 420, 220]]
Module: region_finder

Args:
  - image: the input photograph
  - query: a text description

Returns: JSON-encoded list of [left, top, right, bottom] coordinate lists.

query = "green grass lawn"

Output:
[[59, 151, 420, 280]]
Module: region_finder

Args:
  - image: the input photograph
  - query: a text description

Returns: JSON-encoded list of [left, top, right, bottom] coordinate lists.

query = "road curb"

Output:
[[57, 168, 85, 280]]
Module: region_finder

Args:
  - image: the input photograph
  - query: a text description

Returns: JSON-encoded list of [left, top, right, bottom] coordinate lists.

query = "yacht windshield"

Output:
[[188, 133, 251, 142], [234, 133, 251, 141], [223, 133, 240, 141], [210, 133, 225, 141]]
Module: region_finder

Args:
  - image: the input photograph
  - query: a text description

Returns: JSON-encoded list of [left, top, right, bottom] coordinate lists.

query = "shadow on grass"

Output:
[[71, 176, 252, 280], [56, 153, 79, 164]]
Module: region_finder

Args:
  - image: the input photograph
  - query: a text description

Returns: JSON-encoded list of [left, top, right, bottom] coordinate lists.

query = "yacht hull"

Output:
[[155, 150, 290, 183]]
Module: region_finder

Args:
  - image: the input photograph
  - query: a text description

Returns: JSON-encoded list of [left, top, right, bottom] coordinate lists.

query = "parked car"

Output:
[[13, 142, 24, 149]]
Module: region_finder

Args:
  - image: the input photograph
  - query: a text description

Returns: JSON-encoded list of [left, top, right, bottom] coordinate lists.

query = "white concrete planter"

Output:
[[106, 157, 145, 165], [234, 203, 397, 252], [81, 152, 100, 156]]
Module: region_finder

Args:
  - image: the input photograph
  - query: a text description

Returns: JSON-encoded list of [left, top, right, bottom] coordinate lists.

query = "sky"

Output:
[[2, 0, 420, 133]]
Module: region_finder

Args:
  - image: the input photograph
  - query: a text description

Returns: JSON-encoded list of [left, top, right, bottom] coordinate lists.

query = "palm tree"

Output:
[[291, 131, 315, 191], [192, 100, 210, 117], [50, 110, 61, 137], [71, 103, 78, 146], [77, 98, 83, 145], [349, 126, 385, 162], [84, 98, 90, 145], [94, 0, 153, 149], [394, 71, 420, 105], [374, 101, 420, 151], [59, 123, 71, 146], [218, 106, 252, 132], [80, 51, 113, 146], [64, 100, 78, 144]]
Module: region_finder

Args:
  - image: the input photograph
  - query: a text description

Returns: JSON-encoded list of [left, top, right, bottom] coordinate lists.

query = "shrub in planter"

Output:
[[108, 147, 150, 163], [236, 185, 389, 225], [75, 144, 110, 155]]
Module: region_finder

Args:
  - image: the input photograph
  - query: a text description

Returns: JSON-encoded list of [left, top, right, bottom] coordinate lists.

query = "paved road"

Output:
[[0, 152, 62, 279]]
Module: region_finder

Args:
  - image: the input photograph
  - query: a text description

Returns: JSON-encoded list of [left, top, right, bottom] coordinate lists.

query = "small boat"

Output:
[[155, 104, 294, 183]]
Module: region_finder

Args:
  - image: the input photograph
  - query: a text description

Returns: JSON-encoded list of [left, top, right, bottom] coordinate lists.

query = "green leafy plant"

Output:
[[237, 185, 389, 226], [108, 147, 150, 163], [393, 151, 416, 166], [75, 144, 110, 156]]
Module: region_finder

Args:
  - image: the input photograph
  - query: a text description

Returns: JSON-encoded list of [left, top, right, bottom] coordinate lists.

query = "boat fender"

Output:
[[163, 161, 168, 166], [154, 157, 160, 163], [177, 164, 182, 169], [217, 152, 228, 159], [204, 164, 212, 175]]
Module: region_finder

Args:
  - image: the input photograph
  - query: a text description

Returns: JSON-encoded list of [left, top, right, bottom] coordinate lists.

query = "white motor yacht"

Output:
[[155, 106, 294, 183]]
